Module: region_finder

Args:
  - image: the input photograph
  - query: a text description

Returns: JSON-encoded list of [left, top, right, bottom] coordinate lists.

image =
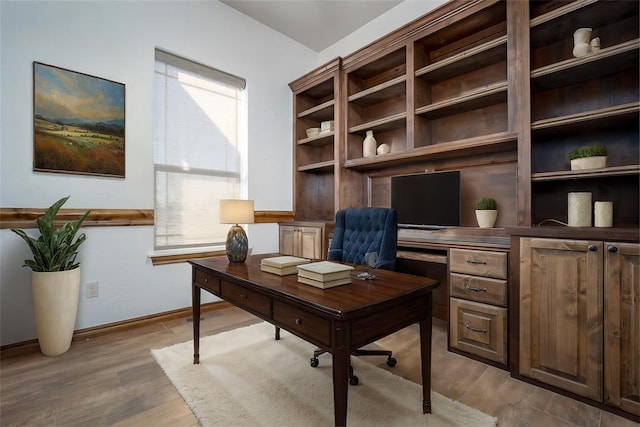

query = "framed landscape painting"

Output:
[[33, 62, 125, 177]]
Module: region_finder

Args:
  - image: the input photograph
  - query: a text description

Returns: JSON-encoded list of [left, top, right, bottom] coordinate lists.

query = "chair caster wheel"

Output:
[[349, 375, 359, 386], [310, 357, 319, 368], [386, 357, 397, 367]]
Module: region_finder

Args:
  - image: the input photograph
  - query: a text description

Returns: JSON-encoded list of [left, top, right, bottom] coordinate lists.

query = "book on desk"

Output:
[[260, 256, 310, 276], [296, 261, 354, 288]]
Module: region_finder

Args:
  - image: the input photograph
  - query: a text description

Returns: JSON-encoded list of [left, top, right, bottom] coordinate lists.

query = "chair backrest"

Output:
[[327, 207, 398, 271]]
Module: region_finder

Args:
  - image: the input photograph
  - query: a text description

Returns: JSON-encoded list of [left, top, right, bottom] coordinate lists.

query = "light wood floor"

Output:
[[1, 305, 637, 426]]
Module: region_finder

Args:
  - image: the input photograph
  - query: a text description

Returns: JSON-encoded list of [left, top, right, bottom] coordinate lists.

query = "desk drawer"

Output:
[[449, 249, 507, 279], [221, 280, 271, 318], [450, 273, 507, 306], [450, 298, 506, 364], [194, 269, 220, 294], [273, 300, 331, 347]]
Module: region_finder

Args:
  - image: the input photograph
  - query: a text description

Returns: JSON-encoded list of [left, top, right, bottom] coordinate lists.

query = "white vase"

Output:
[[363, 130, 377, 158], [32, 268, 81, 356], [594, 201, 613, 227], [570, 156, 607, 170], [572, 27, 592, 57], [568, 192, 592, 227], [475, 210, 498, 228]]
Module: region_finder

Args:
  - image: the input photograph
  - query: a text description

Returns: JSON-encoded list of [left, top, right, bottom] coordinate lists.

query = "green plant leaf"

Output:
[[10, 196, 90, 272]]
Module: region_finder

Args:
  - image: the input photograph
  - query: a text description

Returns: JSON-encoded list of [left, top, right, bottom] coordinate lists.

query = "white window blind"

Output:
[[153, 49, 247, 251]]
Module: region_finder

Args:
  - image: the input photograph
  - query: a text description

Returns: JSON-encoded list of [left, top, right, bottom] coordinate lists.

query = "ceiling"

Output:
[[220, 0, 404, 52]]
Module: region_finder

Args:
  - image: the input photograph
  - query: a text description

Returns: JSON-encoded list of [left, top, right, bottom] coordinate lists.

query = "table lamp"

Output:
[[219, 199, 254, 262]]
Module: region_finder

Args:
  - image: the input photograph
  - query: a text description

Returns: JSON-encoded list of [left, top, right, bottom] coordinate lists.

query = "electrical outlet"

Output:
[[86, 282, 99, 298]]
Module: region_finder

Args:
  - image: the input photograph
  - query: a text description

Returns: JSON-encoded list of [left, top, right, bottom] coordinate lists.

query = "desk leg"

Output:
[[332, 328, 349, 427], [192, 284, 201, 364], [420, 294, 433, 414]]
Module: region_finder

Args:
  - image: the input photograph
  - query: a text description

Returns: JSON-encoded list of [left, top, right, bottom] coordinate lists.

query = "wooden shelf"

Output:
[[297, 160, 335, 173], [532, 102, 640, 132], [348, 112, 407, 134], [347, 75, 406, 106], [415, 35, 507, 82], [297, 131, 334, 146], [531, 165, 640, 182], [531, 39, 640, 91], [530, 0, 597, 28], [297, 99, 334, 119], [415, 81, 508, 118], [343, 131, 517, 170], [530, 0, 637, 46]]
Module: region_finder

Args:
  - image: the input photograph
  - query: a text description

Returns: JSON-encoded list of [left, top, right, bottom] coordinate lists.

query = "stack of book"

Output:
[[297, 261, 354, 289], [260, 256, 310, 276]]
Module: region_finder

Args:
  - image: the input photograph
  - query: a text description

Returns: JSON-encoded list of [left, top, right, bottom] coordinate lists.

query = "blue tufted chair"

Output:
[[310, 207, 399, 385], [327, 207, 398, 270]]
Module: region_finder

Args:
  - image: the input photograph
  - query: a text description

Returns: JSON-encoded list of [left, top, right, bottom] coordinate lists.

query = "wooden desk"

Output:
[[189, 254, 439, 427]]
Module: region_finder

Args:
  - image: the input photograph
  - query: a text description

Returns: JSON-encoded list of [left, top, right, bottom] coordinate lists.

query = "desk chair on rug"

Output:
[[310, 207, 399, 385]]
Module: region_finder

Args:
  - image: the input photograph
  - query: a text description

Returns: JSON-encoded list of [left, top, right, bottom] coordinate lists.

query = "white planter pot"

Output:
[[570, 156, 607, 170], [475, 210, 498, 228], [32, 268, 81, 356]]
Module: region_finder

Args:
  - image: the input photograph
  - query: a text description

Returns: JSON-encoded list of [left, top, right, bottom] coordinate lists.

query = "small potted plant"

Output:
[[11, 196, 90, 356], [475, 197, 498, 228], [569, 144, 607, 170]]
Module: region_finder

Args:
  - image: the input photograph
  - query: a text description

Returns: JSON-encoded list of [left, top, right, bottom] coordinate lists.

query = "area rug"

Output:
[[152, 322, 497, 427]]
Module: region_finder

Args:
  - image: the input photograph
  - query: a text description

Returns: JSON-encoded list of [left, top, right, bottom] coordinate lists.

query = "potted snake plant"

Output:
[[11, 196, 90, 356]]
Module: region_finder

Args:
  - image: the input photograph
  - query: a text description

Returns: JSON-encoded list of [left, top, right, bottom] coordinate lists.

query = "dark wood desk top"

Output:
[[189, 254, 439, 320]]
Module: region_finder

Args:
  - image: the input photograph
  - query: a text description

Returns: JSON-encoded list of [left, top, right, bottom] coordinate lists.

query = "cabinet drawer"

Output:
[[450, 298, 507, 364], [194, 269, 220, 294], [449, 249, 507, 279], [273, 300, 331, 347], [450, 273, 507, 306], [221, 280, 271, 318]]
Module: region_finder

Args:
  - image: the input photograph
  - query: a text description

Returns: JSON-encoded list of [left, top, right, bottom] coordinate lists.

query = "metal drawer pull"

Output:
[[465, 284, 487, 292], [204, 278, 208, 282], [464, 322, 487, 333], [465, 260, 487, 265], [295, 318, 302, 325], [240, 294, 247, 299]]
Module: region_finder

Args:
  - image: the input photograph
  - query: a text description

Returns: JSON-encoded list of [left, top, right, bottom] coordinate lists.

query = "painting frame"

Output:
[[33, 61, 126, 178]]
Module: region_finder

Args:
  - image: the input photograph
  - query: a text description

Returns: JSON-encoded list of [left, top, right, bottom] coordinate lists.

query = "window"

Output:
[[153, 49, 247, 252]]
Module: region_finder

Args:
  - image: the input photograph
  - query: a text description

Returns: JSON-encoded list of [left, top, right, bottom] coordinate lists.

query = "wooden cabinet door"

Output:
[[519, 238, 603, 401], [279, 226, 296, 256], [604, 242, 640, 415], [299, 226, 322, 259]]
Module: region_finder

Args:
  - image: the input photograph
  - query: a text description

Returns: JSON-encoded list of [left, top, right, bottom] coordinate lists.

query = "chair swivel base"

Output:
[[310, 349, 398, 386]]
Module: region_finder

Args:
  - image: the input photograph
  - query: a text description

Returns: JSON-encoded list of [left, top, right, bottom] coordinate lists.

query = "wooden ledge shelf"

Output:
[[348, 112, 407, 134], [531, 165, 640, 182], [531, 39, 640, 91], [415, 35, 507, 82], [297, 160, 334, 173], [343, 131, 517, 170], [297, 99, 334, 119], [532, 102, 640, 132], [297, 132, 334, 146], [415, 81, 507, 118], [348, 75, 406, 106]]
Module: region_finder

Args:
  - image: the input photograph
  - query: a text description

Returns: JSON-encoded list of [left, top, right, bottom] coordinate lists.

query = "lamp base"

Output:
[[226, 224, 248, 263]]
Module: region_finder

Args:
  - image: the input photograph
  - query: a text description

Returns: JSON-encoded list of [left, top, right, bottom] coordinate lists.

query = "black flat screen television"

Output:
[[391, 171, 461, 229]]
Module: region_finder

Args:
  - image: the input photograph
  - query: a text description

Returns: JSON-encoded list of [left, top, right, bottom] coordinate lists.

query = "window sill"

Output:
[[150, 248, 226, 265]]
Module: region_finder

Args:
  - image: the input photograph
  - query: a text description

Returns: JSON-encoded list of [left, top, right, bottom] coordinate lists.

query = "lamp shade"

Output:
[[220, 199, 254, 224]]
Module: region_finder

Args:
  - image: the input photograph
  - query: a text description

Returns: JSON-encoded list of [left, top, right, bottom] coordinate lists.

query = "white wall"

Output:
[[0, 0, 442, 346], [316, 0, 446, 66], [0, 0, 314, 346]]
